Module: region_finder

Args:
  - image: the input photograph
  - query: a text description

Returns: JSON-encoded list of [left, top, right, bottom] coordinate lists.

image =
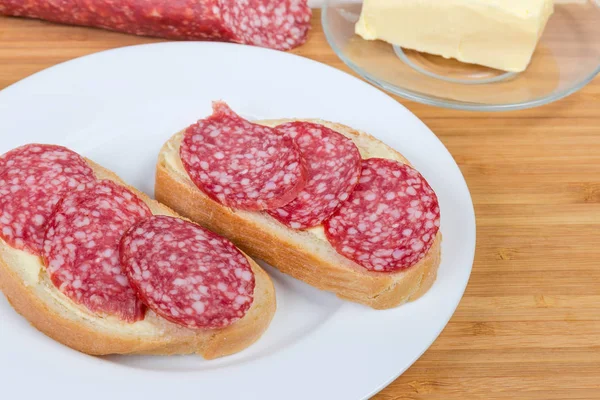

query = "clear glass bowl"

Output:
[[322, 0, 600, 111]]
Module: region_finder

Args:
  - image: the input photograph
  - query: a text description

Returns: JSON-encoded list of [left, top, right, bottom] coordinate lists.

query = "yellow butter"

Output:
[[355, 0, 554, 72]]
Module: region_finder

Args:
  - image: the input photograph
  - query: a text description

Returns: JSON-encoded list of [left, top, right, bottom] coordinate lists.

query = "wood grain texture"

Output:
[[1, 10, 599, 400]]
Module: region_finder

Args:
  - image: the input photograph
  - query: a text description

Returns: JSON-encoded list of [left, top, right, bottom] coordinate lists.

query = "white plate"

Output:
[[0, 42, 475, 400]]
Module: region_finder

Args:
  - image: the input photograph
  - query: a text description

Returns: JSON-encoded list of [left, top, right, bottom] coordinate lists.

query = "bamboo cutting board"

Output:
[[1, 10, 599, 400]]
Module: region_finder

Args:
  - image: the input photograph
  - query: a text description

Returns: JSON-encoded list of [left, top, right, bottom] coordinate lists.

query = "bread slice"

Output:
[[155, 119, 442, 310], [0, 160, 276, 358]]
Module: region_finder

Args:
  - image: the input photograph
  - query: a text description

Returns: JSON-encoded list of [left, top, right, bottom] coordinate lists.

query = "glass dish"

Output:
[[322, 0, 600, 111]]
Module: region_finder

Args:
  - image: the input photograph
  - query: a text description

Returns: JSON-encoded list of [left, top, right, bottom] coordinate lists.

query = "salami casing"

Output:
[[268, 122, 361, 229], [0, 0, 311, 50], [180, 101, 307, 211], [42, 180, 152, 322], [0, 144, 94, 255], [120, 215, 255, 329], [324, 158, 440, 272]]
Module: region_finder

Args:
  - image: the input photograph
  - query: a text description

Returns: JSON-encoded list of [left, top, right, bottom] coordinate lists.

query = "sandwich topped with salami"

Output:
[[0, 144, 275, 357], [156, 101, 442, 309]]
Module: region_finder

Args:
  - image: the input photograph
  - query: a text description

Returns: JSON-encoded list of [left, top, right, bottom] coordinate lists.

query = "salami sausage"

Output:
[[180, 101, 307, 211], [324, 158, 440, 272], [120, 215, 255, 329], [42, 180, 152, 322], [0, 0, 311, 51], [268, 122, 361, 229], [0, 144, 94, 255]]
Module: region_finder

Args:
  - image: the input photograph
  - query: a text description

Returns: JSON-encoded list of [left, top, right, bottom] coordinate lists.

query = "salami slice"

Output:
[[0, 0, 311, 51], [324, 158, 440, 272], [180, 101, 307, 211], [42, 180, 152, 322], [268, 122, 361, 229], [120, 215, 255, 329], [0, 144, 94, 255]]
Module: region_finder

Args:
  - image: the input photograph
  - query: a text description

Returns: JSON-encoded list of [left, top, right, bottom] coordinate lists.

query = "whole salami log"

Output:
[[0, 0, 311, 51], [120, 215, 255, 329], [268, 122, 361, 229], [180, 101, 307, 211], [324, 158, 440, 272], [0, 144, 95, 255], [42, 180, 152, 322]]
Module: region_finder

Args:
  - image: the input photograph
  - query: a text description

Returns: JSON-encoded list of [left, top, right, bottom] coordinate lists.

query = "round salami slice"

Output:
[[324, 158, 440, 272], [268, 122, 361, 229], [180, 101, 307, 211], [120, 215, 255, 330], [0, 144, 95, 255], [42, 180, 152, 322]]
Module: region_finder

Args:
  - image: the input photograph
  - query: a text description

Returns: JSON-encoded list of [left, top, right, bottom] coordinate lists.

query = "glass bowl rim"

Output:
[[321, 1, 600, 112]]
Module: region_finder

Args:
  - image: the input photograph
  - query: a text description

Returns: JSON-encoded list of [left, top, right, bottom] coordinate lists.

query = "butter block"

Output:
[[355, 0, 554, 72]]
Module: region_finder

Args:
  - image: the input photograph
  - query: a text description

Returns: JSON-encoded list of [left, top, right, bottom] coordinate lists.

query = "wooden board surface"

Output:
[[1, 10, 599, 400]]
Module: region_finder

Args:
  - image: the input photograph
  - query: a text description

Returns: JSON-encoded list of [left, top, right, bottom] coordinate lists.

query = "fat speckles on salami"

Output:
[[180, 102, 307, 211], [268, 122, 361, 229], [324, 158, 440, 272], [0, 0, 311, 51], [221, 0, 311, 50], [120, 216, 255, 330], [0, 144, 94, 255], [42, 180, 152, 322]]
